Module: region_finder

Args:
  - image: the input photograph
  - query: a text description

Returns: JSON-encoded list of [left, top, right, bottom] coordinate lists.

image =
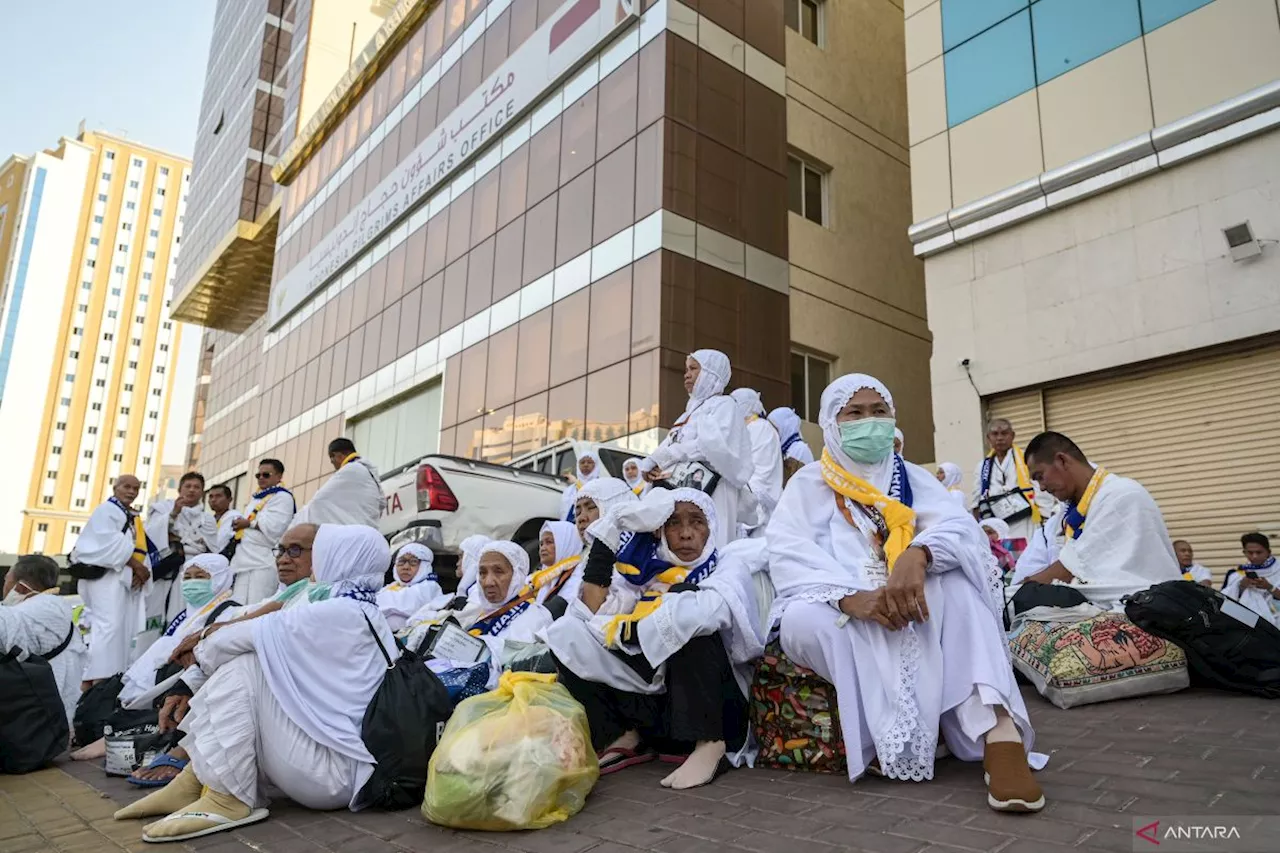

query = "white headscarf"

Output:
[[392, 542, 436, 585], [184, 552, 233, 598], [540, 520, 581, 566], [894, 427, 905, 453], [253, 525, 396, 771], [937, 462, 964, 490], [686, 349, 731, 415], [768, 406, 802, 443], [658, 487, 719, 569], [578, 476, 639, 520], [456, 533, 492, 595], [471, 540, 531, 610], [588, 486, 718, 572], [730, 388, 765, 420], [980, 518, 1011, 541], [312, 524, 390, 598], [820, 373, 898, 490], [622, 457, 646, 489], [574, 449, 603, 486]]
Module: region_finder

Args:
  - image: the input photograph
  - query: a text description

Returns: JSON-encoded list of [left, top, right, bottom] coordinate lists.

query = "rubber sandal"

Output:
[[598, 745, 657, 775], [127, 754, 190, 788], [658, 753, 688, 766], [141, 808, 269, 843]]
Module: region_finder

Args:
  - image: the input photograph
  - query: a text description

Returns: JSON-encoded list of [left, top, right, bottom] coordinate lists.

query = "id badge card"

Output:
[[427, 621, 489, 664], [863, 559, 888, 589]]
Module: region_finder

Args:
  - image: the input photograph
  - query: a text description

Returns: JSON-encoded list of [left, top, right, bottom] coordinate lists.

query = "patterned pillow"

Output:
[[1009, 612, 1188, 709], [750, 641, 846, 773]]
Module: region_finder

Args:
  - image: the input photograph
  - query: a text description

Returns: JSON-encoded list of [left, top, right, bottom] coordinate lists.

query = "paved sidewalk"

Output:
[[5, 686, 1278, 853]]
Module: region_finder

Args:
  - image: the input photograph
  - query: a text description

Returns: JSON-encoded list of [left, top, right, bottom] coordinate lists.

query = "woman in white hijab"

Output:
[[622, 457, 648, 497], [730, 388, 784, 536], [401, 541, 552, 688], [768, 406, 815, 465], [547, 488, 764, 790], [559, 449, 603, 521], [935, 462, 967, 507], [637, 350, 754, 548], [527, 520, 583, 606], [767, 374, 1045, 813], [118, 525, 397, 842], [570, 477, 642, 615], [376, 543, 443, 631], [454, 533, 492, 600]]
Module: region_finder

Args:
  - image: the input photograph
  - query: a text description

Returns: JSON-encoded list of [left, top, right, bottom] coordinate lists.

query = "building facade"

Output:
[[178, 0, 927, 507], [905, 0, 1280, 571], [0, 131, 193, 554]]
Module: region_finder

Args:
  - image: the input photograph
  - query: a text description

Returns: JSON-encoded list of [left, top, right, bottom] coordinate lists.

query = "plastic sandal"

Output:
[[126, 754, 190, 788]]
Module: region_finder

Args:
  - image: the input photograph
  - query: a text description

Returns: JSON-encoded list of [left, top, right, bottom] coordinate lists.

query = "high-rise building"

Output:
[[172, 0, 390, 500], [176, 0, 927, 506], [904, 0, 1280, 568], [0, 129, 193, 554]]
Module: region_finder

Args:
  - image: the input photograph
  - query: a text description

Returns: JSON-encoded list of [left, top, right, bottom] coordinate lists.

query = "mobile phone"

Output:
[[1246, 571, 1259, 579]]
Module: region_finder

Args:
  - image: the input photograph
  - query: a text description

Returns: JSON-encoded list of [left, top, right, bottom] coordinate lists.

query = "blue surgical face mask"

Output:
[[838, 417, 897, 464], [181, 578, 216, 609]]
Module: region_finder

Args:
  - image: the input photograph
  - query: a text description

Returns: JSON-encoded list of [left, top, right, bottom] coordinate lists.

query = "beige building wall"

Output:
[[0, 157, 29, 300], [904, 0, 1280, 477], [787, 0, 933, 459]]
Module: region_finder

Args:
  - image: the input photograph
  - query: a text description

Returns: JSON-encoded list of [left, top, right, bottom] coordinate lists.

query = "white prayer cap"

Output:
[[184, 553, 233, 597], [687, 349, 731, 410], [981, 518, 1011, 540], [313, 524, 390, 595], [730, 388, 765, 420], [622, 457, 645, 487], [579, 476, 639, 517], [393, 542, 435, 585], [477, 540, 531, 604], [937, 462, 963, 489], [539, 520, 582, 563], [767, 406, 802, 440]]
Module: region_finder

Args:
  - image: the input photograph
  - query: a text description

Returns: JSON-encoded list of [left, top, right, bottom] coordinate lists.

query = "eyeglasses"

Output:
[[394, 556, 421, 566], [273, 544, 311, 559], [255, 472, 274, 480]]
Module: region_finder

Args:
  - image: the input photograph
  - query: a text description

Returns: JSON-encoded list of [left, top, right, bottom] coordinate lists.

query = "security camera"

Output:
[[960, 358, 971, 368]]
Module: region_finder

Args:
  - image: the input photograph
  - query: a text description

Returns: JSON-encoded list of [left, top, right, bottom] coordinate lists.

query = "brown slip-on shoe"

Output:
[[983, 741, 1044, 813]]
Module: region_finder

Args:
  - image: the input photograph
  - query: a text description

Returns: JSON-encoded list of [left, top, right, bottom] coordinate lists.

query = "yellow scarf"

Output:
[[987, 446, 1041, 525], [339, 452, 359, 469], [525, 555, 580, 595], [820, 449, 916, 571], [235, 488, 284, 542], [131, 515, 148, 564], [1062, 466, 1108, 541], [603, 592, 664, 648]]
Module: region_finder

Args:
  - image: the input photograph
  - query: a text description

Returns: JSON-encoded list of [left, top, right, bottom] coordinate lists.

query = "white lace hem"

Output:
[[872, 626, 935, 782]]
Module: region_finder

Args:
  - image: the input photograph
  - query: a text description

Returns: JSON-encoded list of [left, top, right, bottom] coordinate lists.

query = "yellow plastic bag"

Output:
[[423, 671, 599, 830]]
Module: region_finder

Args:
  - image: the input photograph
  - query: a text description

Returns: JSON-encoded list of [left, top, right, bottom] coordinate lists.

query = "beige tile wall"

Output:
[[948, 90, 1043, 206], [1038, 40, 1153, 170]]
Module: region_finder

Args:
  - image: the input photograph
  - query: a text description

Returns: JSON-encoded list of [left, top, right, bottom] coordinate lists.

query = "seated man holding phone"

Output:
[[1222, 533, 1280, 627], [971, 419, 1057, 559]]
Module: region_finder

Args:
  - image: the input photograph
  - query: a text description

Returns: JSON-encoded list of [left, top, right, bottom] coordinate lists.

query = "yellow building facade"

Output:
[[0, 130, 192, 554]]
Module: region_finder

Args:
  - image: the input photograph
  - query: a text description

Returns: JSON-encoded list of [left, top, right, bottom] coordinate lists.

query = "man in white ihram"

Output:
[[1, 554, 87, 725], [145, 471, 216, 625], [293, 438, 386, 528], [228, 460, 296, 605]]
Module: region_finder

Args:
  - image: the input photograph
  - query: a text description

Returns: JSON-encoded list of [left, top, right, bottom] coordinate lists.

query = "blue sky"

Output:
[[0, 1, 215, 160]]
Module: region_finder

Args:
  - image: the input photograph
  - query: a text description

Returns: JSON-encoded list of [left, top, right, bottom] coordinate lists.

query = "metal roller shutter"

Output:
[[989, 340, 1280, 582], [984, 389, 1044, 441]]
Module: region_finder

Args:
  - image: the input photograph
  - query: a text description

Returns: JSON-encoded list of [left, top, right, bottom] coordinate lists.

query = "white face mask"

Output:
[[3, 586, 32, 607]]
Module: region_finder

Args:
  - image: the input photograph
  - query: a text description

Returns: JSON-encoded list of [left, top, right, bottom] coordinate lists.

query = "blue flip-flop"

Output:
[[126, 753, 188, 788]]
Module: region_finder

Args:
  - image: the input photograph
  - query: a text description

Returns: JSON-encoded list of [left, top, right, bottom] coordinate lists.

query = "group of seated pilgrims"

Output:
[[89, 348, 1215, 843]]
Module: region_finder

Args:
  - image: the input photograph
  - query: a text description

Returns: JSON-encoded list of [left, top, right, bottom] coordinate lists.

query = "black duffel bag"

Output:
[[1125, 580, 1280, 699], [150, 547, 185, 582], [354, 613, 453, 810], [0, 627, 75, 773], [69, 511, 138, 582], [72, 673, 156, 748]]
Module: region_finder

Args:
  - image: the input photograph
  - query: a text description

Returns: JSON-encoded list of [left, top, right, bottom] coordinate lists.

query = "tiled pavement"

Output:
[[4, 686, 1278, 853]]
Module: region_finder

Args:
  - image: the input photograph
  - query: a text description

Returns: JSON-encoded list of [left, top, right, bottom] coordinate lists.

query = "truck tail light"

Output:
[[416, 464, 459, 512]]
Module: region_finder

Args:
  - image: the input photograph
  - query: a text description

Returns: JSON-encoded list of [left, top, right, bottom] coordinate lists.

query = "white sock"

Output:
[[661, 741, 726, 789]]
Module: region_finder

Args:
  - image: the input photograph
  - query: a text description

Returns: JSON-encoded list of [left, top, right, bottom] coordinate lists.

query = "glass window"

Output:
[[791, 350, 832, 423], [484, 326, 518, 412], [512, 393, 548, 459], [547, 377, 585, 441], [587, 267, 631, 373], [944, 9, 1034, 126], [1140, 0, 1213, 32], [942, 0, 1027, 51], [515, 308, 552, 401], [549, 289, 589, 387], [482, 406, 515, 463], [785, 0, 823, 45], [1032, 0, 1140, 84], [585, 362, 629, 443], [787, 155, 827, 226]]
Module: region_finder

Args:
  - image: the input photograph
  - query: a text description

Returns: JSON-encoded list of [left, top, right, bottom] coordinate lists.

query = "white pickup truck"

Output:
[[377, 455, 568, 584]]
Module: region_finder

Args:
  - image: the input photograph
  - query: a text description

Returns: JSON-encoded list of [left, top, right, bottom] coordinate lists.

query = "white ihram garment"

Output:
[[970, 451, 1057, 542], [145, 500, 216, 626], [294, 458, 386, 528], [1222, 560, 1280, 627], [640, 349, 753, 548], [207, 510, 244, 555], [1055, 473, 1181, 610], [73, 499, 151, 681], [0, 593, 86, 724], [768, 374, 1038, 783], [767, 407, 815, 465], [229, 489, 296, 605], [182, 525, 394, 810]]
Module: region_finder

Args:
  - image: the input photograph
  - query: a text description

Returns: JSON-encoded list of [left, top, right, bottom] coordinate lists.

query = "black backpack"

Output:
[[72, 673, 156, 748], [0, 626, 75, 773], [354, 613, 453, 810], [1124, 580, 1280, 699]]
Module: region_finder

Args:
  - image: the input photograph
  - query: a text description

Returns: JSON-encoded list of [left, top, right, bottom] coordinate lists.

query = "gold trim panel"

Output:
[[170, 201, 280, 332]]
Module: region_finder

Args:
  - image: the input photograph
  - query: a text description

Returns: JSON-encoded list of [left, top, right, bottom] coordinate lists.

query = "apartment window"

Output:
[[143, 272, 152, 281], [155, 365, 164, 374], [128, 360, 138, 369], [129, 180, 140, 189], [101, 171, 111, 180], [59, 396, 71, 405], [142, 456, 151, 465], [94, 215, 104, 224], [95, 379, 106, 387], [126, 201, 136, 210], [152, 208, 162, 216], [116, 430, 126, 439], [785, 0, 823, 45], [46, 470, 57, 479], [131, 338, 142, 346], [64, 373, 74, 383], [78, 305, 89, 313], [147, 411, 158, 420], [83, 450, 94, 459], [162, 322, 171, 330], [55, 422, 66, 430], [41, 497, 52, 506], [107, 310, 118, 319], [81, 281, 92, 290], [139, 294, 149, 302], [71, 525, 81, 534], [91, 402, 102, 411], [791, 350, 832, 423], [132, 158, 143, 167], [151, 388, 162, 397], [117, 242, 127, 251], [124, 383, 134, 392], [150, 229, 159, 238], [122, 222, 132, 230], [120, 406, 130, 414], [159, 344, 169, 352], [69, 351, 79, 360], [87, 426, 98, 434], [114, 265, 125, 274], [75, 499, 86, 508], [73, 327, 83, 335], [85, 260, 95, 269], [145, 251, 156, 259], [105, 151, 115, 160], [89, 238, 99, 247], [99, 355, 109, 364], [156, 189, 166, 196], [788, 155, 827, 226], [80, 474, 90, 483], [98, 193, 108, 202], [144, 433, 155, 442], [159, 166, 168, 176], [135, 315, 146, 324], [51, 446, 62, 455], [113, 453, 123, 462]]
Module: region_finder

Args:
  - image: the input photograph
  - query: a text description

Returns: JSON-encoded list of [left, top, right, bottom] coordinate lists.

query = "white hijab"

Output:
[[685, 348, 731, 417], [588, 486, 717, 574], [377, 542, 443, 630], [894, 427, 905, 454], [539, 520, 581, 567], [389, 543, 436, 586], [820, 373, 899, 491], [622, 457, 647, 491], [937, 462, 963, 490], [577, 477, 640, 530], [730, 388, 765, 420], [469, 540, 532, 610], [455, 533, 492, 596], [768, 406, 802, 443], [252, 525, 395, 768], [980, 518, 1011, 541], [574, 450, 603, 488]]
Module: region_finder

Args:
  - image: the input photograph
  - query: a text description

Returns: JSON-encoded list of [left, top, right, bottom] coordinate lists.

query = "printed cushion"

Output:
[[750, 641, 846, 773], [1008, 612, 1188, 709]]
